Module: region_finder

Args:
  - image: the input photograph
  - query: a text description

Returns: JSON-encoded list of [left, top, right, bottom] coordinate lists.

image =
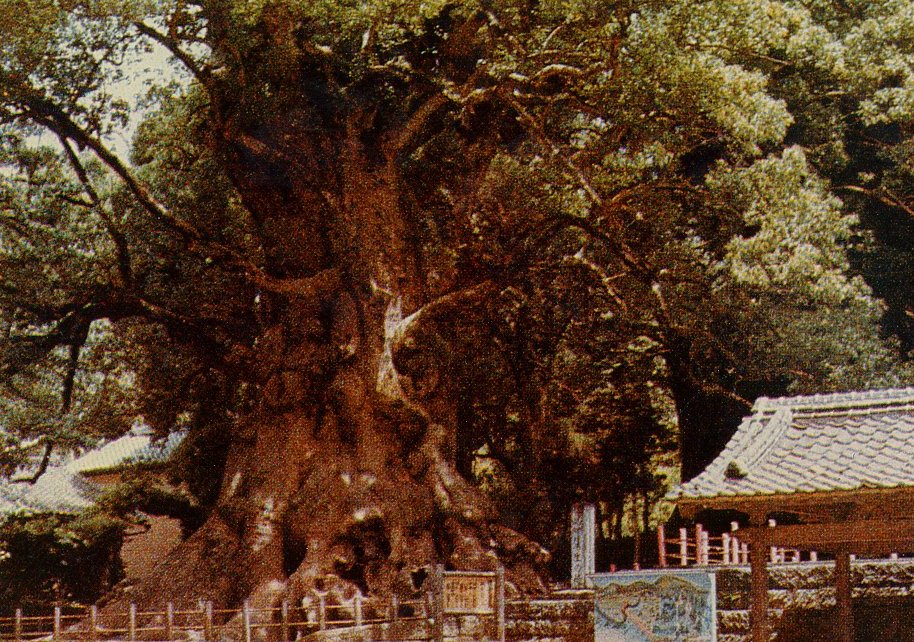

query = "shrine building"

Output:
[[669, 387, 914, 642]]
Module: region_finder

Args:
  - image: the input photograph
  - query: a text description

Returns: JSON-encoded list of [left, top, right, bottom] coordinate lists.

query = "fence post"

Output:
[[722, 533, 731, 565], [316, 591, 327, 631], [657, 525, 667, 568], [90, 605, 98, 641], [53, 605, 61, 641], [768, 519, 778, 564], [166, 602, 174, 640], [14, 608, 21, 642], [354, 591, 363, 627], [242, 600, 252, 642], [496, 565, 506, 642], [204, 601, 213, 642], [432, 564, 445, 642], [694, 524, 703, 565], [128, 603, 137, 642], [391, 595, 399, 622], [281, 600, 290, 642], [679, 527, 688, 566]]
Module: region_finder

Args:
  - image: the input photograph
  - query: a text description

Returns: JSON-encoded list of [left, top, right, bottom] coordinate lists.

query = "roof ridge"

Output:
[[754, 387, 914, 413]]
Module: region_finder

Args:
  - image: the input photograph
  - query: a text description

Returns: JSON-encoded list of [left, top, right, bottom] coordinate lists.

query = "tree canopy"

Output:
[[0, 0, 913, 604]]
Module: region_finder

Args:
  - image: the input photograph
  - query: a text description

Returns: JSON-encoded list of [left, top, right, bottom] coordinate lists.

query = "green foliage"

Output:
[[0, 511, 125, 612]]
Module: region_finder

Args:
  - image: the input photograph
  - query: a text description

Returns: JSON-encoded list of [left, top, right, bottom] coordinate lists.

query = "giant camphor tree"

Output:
[[0, 0, 912, 609]]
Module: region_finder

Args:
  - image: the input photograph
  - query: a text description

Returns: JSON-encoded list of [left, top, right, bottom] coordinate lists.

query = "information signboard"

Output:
[[588, 570, 716, 642]]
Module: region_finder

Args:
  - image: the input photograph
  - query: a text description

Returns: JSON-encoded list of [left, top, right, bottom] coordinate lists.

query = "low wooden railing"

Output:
[[0, 592, 430, 641], [657, 522, 818, 568], [0, 567, 505, 642]]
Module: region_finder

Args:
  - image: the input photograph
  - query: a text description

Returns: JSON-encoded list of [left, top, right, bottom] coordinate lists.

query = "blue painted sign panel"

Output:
[[589, 570, 716, 642]]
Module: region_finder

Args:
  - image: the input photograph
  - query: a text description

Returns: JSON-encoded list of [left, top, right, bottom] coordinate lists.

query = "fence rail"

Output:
[[0, 568, 504, 642], [655, 521, 903, 569]]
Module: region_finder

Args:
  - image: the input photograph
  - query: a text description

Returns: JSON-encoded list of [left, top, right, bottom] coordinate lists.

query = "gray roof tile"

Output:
[[670, 388, 914, 502]]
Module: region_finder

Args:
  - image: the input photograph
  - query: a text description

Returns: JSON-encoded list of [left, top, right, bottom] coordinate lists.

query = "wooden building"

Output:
[[0, 427, 185, 580], [669, 388, 914, 642]]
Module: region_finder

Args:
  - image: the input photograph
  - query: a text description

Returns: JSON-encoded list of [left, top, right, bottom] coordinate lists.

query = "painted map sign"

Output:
[[589, 570, 716, 642]]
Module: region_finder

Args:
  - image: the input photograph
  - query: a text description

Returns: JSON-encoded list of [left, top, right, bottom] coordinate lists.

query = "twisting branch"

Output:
[[26, 340, 84, 484], [839, 184, 914, 219], [19, 91, 326, 297], [132, 21, 211, 88], [57, 135, 134, 288]]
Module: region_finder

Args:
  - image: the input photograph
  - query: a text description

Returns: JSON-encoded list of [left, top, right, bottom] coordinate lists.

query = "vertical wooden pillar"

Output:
[[432, 564, 445, 642], [242, 600, 252, 642], [281, 600, 290, 642], [204, 601, 213, 642], [53, 606, 61, 641], [750, 533, 770, 642], [315, 591, 327, 631], [89, 605, 98, 641], [128, 603, 137, 642], [679, 527, 688, 566], [835, 551, 854, 642], [354, 592, 363, 627], [14, 608, 22, 642], [657, 525, 667, 568], [166, 602, 174, 640], [495, 565, 506, 642]]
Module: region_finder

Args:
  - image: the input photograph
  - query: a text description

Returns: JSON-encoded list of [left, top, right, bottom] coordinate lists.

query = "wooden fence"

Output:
[[655, 521, 902, 568], [0, 568, 505, 642]]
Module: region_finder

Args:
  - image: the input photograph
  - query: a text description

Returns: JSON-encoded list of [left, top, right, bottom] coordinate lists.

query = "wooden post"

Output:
[[128, 603, 137, 642], [242, 600, 252, 642], [768, 519, 778, 564], [750, 533, 770, 642], [657, 525, 667, 568], [53, 606, 61, 642], [835, 550, 854, 642], [695, 524, 704, 565], [354, 592, 363, 627], [741, 543, 749, 565], [166, 602, 174, 640], [679, 527, 688, 566], [281, 600, 290, 642], [496, 565, 506, 642], [317, 592, 327, 631], [90, 605, 98, 641], [204, 601, 213, 642], [811, 551, 818, 562], [391, 595, 400, 622], [731, 535, 740, 564], [14, 608, 21, 642], [722, 533, 731, 565], [701, 530, 710, 565], [432, 564, 445, 642]]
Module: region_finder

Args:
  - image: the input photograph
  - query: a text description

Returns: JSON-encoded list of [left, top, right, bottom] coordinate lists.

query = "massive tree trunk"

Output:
[[110, 96, 548, 611]]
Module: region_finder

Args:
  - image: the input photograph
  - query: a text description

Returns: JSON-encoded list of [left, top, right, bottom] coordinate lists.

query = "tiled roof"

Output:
[[0, 428, 184, 517], [68, 429, 184, 475], [670, 387, 914, 502]]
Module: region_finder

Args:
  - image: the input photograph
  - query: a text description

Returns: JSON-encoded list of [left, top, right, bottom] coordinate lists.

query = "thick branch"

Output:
[[840, 184, 914, 219], [133, 21, 211, 88], [58, 136, 133, 287]]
